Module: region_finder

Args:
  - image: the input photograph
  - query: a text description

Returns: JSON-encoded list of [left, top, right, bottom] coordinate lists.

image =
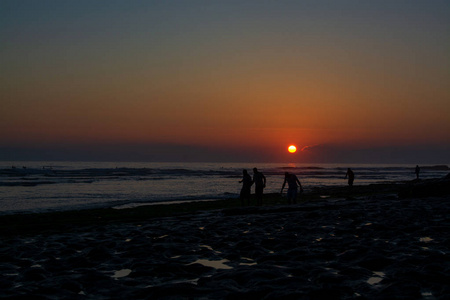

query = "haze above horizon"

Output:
[[1, 1, 449, 163]]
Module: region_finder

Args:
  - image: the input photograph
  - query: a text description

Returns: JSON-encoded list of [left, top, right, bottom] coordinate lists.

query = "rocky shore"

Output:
[[0, 177, 449, 299]]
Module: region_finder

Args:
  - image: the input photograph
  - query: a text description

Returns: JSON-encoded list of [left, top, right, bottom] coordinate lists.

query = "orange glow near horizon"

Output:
[[1, 2, 449, 162]]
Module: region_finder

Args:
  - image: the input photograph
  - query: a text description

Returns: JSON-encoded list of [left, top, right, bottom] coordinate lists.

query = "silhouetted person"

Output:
[[280, 172, 303, 204], [239, 169, 253, 206], [252, 168, 266, 206], [415, 165, 420, 179], [345, 168, 354, 187]]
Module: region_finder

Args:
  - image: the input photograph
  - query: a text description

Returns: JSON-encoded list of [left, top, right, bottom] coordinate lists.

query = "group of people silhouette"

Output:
[[239, 168, 304, 206], [240, 165, 423, 206], [239, 167, 357, 206], [239, 168, 266, 206]]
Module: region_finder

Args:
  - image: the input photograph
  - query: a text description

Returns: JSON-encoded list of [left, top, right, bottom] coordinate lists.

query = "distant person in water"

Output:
[[252, 168, 266, 206], [239, 169, 253, 206], [415, 165, 420, 179], [280, 172, 303, 204], [345, 168, 354, 186]]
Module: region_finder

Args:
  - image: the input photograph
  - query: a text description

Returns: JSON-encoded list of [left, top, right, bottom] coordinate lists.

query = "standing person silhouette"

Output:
[[252, 168, 266, 206], [239, 169, 253, 206], [280, 172, 303, 204], [415, 165, 420, 179], [345, 168, 354, 187]]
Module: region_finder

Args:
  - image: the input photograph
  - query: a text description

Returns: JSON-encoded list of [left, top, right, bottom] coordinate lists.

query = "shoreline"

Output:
[[0, 176, 449, 298], [1, 175, 448, 236]]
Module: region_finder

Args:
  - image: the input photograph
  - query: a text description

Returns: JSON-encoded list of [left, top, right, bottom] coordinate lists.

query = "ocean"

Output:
[[1, 161, 448, 215]]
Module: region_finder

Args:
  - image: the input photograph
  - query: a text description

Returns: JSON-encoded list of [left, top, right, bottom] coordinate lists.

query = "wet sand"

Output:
[[0, 177, 449, 299]]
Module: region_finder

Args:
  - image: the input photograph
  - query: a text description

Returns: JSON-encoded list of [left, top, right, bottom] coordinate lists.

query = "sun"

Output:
[[288, 145, 297, 153]]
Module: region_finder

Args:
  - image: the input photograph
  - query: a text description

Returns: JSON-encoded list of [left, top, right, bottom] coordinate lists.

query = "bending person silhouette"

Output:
[[239, 169, 253, 206], [280, 172, 303, 204], [252, 168, 266, 206], [345, 168, 354, 187]]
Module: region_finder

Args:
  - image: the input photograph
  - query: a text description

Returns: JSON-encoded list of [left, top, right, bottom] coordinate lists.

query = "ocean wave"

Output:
[[1, 162, 448, 214], [421, 165, 449, 170], [0, 181, 57, 187]]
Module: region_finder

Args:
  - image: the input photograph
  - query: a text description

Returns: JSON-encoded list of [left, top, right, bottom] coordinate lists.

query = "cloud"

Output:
[[301, 144, 321, 152]]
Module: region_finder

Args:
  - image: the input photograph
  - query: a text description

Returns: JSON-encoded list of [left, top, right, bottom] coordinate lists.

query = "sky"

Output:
[[1, 0, 449, 163]]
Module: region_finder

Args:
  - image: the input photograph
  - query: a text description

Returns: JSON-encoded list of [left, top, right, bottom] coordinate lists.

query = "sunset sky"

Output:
[[1, 1, 449, 163]]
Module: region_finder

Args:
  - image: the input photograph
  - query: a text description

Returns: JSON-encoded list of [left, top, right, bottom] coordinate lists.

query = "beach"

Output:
[[3, 0, 450, 298], [1, 177, 449, 299]]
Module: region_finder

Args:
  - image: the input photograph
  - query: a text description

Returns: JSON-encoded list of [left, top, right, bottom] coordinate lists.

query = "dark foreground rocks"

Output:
[[1, 196, 449, 299]]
